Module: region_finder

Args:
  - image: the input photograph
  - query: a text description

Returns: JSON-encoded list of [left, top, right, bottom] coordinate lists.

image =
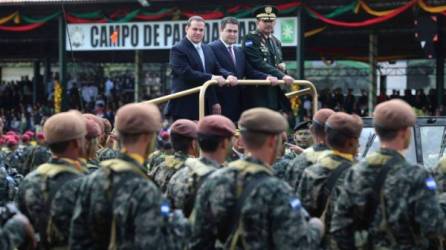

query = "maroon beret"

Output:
[[373, 99, 416, 130], [313, 108, 335, 126], [170, 119, 198, 138], [85, 118, 101, 139], [198, 115, 235, 137], [82, 114, 105, 135]]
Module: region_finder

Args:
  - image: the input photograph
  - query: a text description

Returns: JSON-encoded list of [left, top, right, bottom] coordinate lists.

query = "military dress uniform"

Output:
[[241, 6, 291, 112]]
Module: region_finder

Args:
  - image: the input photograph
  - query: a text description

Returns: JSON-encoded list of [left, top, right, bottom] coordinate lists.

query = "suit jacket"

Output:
[[209, 39, 267, 122], [167, 38, 231, 120]]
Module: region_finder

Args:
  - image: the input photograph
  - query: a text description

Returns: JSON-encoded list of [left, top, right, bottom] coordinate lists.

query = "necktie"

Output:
[[228, 45, 236, 66], [196, 44, 206, 72]]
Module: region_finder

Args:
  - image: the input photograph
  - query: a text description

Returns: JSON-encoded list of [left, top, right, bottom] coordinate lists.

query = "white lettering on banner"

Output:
[[66, 17, 298, 51]]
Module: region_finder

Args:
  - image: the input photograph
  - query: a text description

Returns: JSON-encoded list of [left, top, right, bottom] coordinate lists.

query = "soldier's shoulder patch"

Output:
[[244, 40, 253, 47], [425, 177, 437, 191], [289, 197, 301, 211]]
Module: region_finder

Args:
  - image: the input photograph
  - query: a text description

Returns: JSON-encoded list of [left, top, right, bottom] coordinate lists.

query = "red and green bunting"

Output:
[[0, 0, 444, 32]]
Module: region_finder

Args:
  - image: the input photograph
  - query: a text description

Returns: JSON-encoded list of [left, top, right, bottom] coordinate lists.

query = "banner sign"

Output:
[[66, 17, 297, 51]]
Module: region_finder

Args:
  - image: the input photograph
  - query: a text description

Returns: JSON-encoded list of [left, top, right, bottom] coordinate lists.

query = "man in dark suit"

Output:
[[167, 16, 237, 121], [209, 17, 278, 122]]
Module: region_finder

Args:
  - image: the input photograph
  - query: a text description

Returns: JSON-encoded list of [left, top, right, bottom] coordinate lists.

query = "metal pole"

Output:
[[296, 6, 305, 79], [437, 18, 444, 110], [368, 33, 378, 114], [58, 14, 67, 111], [134, 50, 142, 102]]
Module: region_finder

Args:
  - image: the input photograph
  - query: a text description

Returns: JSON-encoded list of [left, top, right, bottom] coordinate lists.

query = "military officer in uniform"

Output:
[[190, 108, 324, 250], [17, 111, 88, 249], [167, 115, 235, 217], [0, 206, 35, 250], [331, 99, 446, 249], [70, 103, 189, 250], [149, 119, 199, 193], [241, 6, 295, 112]]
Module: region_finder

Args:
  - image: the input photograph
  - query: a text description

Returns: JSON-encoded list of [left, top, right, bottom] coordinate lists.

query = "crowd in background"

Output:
[[0, 73, 443, 131]]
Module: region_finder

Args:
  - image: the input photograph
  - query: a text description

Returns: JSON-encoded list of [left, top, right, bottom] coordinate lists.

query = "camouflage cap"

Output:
[[170, 119, 198, 138], [116, 103, 161, 134], [86, 118, 101, 139], [326, 112, 363, 138], [44, 110, 87, 144], [373, 99, 416, 130], [313, 108, 335, 127], [198, 115, 236, 137], [82, 114, 105, 135], [238, 108, 288, 134]]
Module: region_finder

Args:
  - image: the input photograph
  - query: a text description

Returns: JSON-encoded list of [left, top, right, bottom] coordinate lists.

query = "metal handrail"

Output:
[[198, 80, 318, 119]]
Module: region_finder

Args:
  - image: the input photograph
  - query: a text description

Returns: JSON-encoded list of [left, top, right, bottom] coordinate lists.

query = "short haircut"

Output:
[[119, 132, 149, 145], [187, 16, 205, 27], [48, 140, 71, 155], [241, 131, 270, 150], [197, 133, 227, 152], [325, 127, 349, 150], [171, 132, 194, 153], [221, 16, 239, 30], [375, 126, 400, 141]]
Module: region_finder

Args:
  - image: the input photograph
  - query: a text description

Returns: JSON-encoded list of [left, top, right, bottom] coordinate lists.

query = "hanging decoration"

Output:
[[0, 0, 446, 32], [54, 80, 62, 113]]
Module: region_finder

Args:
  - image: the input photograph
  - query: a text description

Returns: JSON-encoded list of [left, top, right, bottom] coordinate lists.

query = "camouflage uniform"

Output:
[[96, 147, 119, 162], [24, 145, 52, 174], [279, 144, 331, 193], [190, 157, 321, 250], [272, 151, 298, 180], [80, 158, 101, 174], [0, 215, 29, 250], [146, 150, 167, 173], [297, 152, 353, 248], [434, 156, 446, 193], [166, 156, 222, 217], [16, 157, 87, 249], [149, 151, 189, 193], [70, 153, 189, 250], [331, 148, 446, 249], [0, 166, 15, 206]]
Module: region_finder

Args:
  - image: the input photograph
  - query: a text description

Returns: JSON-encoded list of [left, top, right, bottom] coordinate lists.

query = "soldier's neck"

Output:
[[200, 151, 224, 165], [246, 148, 273, 167]]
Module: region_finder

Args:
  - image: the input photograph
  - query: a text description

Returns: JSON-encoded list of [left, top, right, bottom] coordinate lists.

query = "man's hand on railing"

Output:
[[226, 75, 238, 86], [211, 75, 226, 86], [212, 103, 222, 114], [266, 75, 279, 86], [282, 75, 295, 85]]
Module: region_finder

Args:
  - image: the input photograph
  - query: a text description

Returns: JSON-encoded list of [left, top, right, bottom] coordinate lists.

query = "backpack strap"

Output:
[[101, 159, 148, 179], [222, 160, 273, 249], [318, 162, 351, 219], [35, 163, 82, 178]]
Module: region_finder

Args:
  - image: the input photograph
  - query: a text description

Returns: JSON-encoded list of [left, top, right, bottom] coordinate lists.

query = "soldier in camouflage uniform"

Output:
[[70, 103, 189, 250], [96, 118, 120, 162], [23, 132, 52, 174], [146, 130, 172, 173], [241, 6, 295, 112], [0, 206, 35, 250], [79, 118, 102, 173], [297, 112, 363, 248], [17, 111, 88, 249], [191, 108, 324, 250], [331, 99, 446, 249], [167, 115, 235, 217], [150, 119, 199, 193], [276, 109, 334, 192]]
